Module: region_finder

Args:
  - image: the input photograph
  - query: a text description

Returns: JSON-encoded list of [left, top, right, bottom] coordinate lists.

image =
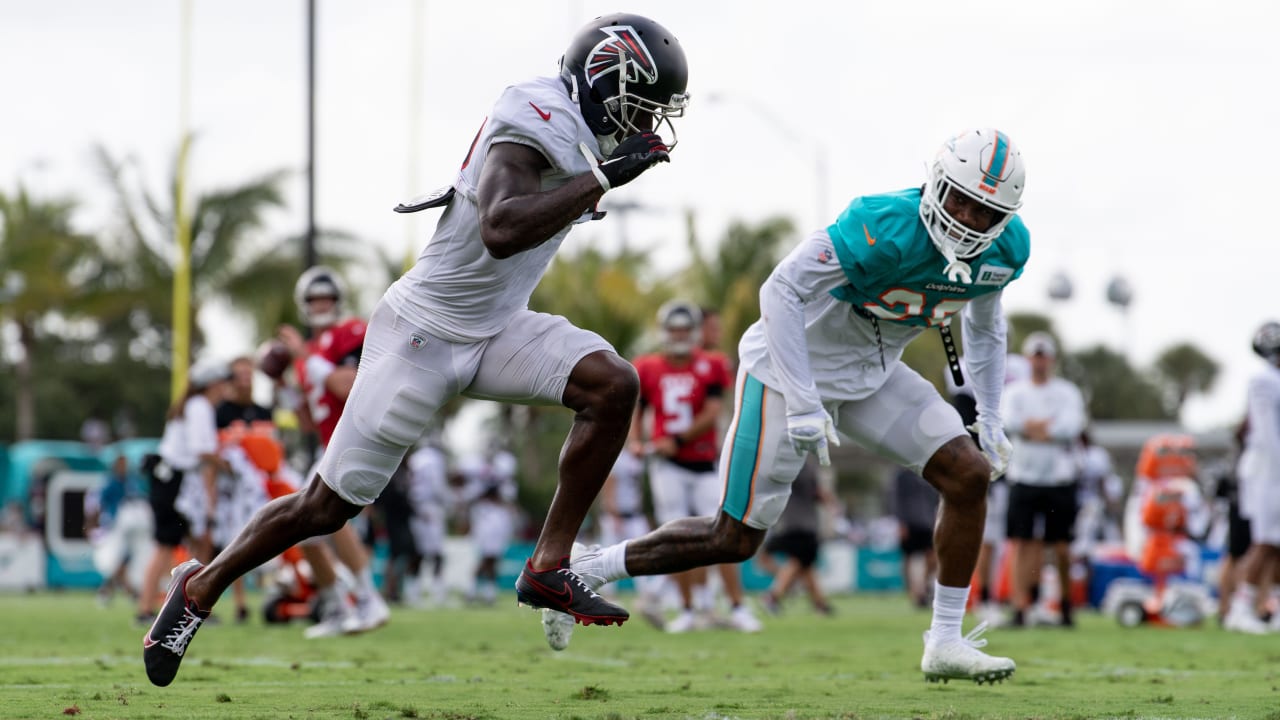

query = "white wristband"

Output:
[[579, 142, 610, 192]]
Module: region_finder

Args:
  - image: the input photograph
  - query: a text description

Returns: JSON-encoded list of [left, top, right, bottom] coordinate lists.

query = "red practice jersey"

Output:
[[633, 349, 730, 464], [294, 317, 365, 445]]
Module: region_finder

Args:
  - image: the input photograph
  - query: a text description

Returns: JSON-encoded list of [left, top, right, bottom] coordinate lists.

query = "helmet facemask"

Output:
[[658, 301, 702, 356], [561, 17, 690, 154], [294, 266, 346, 328]]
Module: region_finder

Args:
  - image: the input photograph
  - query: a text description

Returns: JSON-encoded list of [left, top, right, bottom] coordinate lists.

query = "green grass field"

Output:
[[3, 591, 1278, 720]]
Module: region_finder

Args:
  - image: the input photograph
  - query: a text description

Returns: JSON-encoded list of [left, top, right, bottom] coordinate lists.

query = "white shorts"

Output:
[[409, 504, 446, 556], [320, 300, 613, 506], [649, 457, 721, 525], [721, 363, 966, 530], [1248, 491, 1280, 546], [470, 500, 513, 558], [984, 480, 1009, 544], [599, 512, 651, 547], [91, 500, 153, 577]]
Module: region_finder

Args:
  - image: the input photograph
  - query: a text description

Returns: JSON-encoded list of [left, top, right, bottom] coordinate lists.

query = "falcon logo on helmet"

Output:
[[586, 26, 658, 87]]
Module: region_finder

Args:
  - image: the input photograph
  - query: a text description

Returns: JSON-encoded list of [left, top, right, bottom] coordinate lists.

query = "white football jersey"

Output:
[[383, 76, 604, 342]]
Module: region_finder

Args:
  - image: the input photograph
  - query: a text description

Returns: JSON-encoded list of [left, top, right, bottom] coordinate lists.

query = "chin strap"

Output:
[[941, 252, 974, 285]]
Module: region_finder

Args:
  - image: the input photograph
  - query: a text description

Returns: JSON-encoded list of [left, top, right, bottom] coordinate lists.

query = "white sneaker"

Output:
[[343, 592, 390, 634], [540, 543, 607, 652], [304, 592, 357, 640], [665, 610, 699, 634], [1223, 605, 1269, 635], [977, 603, 1006, 629], [921, 622, 1016, 684], [729, 604, 763, 633]]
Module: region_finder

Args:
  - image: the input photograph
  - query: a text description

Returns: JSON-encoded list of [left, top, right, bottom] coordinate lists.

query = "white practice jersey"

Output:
[[407, 445, 449, 516], [737, 230, 1007, 412], [383, 76, 604, 343], [1239, 364, 1280, 512], [1001, 377, 1087, 486]]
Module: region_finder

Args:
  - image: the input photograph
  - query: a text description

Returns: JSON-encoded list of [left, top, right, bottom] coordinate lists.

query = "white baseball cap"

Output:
[[1021, 331, 1057, 358]]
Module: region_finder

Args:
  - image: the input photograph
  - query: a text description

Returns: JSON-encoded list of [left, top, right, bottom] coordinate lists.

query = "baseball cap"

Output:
[[1021, 332, 1057, 358]]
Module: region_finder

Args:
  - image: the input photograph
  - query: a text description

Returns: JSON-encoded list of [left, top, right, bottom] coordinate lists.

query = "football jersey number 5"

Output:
[[864, 289, 967, 326], [661, 383, 694, 434]]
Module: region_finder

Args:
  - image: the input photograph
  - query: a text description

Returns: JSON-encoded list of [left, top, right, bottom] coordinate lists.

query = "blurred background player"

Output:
[[631, 301, 758, 633], [275, 266, 389, 635], [138, 360, 229, 623], [458, 443, 518, 606], [405, 434, 451, 608], [85, 453, 150, 606], [759, 456, 836, 616], [598, 446, 666, 627], [1001, 332, 1086, 627], [889, 467, 940, 609], [1224, 322, 1280, 634], [213, 355, 274, 622]]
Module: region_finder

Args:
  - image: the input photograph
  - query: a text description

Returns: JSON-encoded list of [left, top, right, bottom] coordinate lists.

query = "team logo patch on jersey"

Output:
[[816, 247, 834, 264], [974, 264, 1014, 286], [409, 334, 427, 350], [586, 25, 658, 88]]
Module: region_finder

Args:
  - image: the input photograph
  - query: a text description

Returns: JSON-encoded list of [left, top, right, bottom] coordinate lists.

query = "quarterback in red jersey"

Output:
[[630, 301, 760, 634], [274, 266, 389, 637]]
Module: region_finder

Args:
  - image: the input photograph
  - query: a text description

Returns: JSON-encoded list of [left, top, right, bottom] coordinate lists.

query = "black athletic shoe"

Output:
[[143, 559, 210, 687], [514, 557, 629, 627]]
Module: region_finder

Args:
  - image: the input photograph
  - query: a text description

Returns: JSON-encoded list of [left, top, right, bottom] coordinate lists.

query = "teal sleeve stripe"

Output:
[[723, 373, 766, 522]]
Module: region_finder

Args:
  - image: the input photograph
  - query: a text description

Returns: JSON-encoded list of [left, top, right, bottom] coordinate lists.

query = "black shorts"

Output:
[[148, 467, 189, 547], [1006, 482, 1078, 543], [765, 529, 820, 568], [1228, 502, 1253, 560], [900, 526, 934, 555]]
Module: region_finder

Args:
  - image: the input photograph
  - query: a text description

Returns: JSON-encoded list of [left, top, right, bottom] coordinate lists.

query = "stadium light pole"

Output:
[[304, 0, 318, 274], [705, 92, 829, 230]]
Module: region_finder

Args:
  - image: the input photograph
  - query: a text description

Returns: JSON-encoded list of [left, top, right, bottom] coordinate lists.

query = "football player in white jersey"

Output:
[[144, 12, 690, 687]]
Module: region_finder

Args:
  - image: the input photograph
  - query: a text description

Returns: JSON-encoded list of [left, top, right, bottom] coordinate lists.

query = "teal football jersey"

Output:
[[826, 188, 1030, 328]]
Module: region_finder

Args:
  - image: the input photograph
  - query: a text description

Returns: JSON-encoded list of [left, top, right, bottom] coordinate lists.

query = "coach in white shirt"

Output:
[[1001, 332, 1087, 627]]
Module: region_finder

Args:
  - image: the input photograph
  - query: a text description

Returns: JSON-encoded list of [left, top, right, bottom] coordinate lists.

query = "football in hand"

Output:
[[256, 339, 293, 380]]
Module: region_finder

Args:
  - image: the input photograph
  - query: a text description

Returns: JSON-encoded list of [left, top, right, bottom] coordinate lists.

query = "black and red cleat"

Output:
[[143, 559, 210, 686], [514, 557, 629, 627]]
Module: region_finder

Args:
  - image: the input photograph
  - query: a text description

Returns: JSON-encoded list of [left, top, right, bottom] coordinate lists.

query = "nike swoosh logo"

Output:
[[529, 101, 551, 121], [862, 223, 877, 246]]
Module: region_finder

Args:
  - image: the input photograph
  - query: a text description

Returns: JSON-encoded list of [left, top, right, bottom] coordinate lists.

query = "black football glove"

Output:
[[592, 132, 670, 191]]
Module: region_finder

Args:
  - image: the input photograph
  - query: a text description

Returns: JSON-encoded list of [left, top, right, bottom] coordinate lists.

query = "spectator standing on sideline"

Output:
[[86, 454, 151, 606], [1001, 332, 1086, 627], [1224, 322, 1280, 634], [759, 456, 836, 616], [138, 361, 230, 623], [890, 467, 941, 609]]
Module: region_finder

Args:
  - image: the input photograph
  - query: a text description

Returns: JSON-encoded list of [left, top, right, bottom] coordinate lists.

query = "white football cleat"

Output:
[[542, 608, 576, 651], [539, 542, 608, 651], [665, 610, 699, 634], [343, 592, 390, 634], [921, 622, 1016, 685], [729, 604, 763, 633], [1223, 605, 1270, 635], [304, 592, 357, 640]]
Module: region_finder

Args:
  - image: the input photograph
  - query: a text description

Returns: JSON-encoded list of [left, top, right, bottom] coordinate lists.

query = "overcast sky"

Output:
[[3, 0, 1277, 432]]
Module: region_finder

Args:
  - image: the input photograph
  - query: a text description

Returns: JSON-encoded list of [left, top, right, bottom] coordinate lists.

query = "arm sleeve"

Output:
[[960, 290, 1008, 425], [759, 233, 851, 418]]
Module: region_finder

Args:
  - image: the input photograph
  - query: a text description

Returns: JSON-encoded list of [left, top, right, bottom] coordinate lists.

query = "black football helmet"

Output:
[[1252, 321, 1280, 360], [559, 13, 690, 152], [294, 265, 346, 328]]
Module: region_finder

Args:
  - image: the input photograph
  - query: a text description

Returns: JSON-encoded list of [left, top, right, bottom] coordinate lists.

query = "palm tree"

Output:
[[92, 141, 373, 359], [678, 211, 796, 359], [1154, 342, 1219, 418], [0, 186, 103, 439]]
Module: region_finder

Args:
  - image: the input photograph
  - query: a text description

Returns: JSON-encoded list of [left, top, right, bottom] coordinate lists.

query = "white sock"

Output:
[[358, 566, 376, 595], [599, 541, 631, 582], [1233, 583, 1259, 614], [928, 582, 970, 645]]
